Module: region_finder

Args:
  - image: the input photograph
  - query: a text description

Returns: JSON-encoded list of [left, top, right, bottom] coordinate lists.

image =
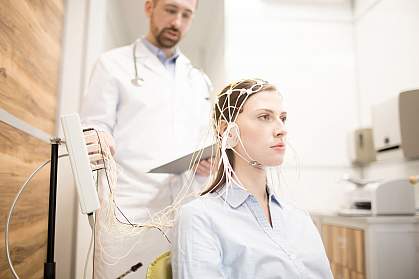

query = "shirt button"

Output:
[[290, 254, 297, 260]]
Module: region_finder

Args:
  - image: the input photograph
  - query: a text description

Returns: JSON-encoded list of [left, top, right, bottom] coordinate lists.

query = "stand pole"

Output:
[[44, 138, 60, 279]]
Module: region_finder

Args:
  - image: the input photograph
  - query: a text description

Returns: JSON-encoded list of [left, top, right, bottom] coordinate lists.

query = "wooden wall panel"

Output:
[[0, 121, 51, 278], [0, 0, 64, 135], [0, 121, 50, 278], [0, 0, 65, 277]]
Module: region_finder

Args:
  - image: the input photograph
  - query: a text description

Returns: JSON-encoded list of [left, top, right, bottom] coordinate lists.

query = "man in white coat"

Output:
[[80, 0, 212, 277]]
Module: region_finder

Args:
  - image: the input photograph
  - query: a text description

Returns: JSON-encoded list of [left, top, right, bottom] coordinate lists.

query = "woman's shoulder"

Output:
[[180, 194, 221, 214], [276, 196, 312, 220], [177, 196, 221, 231], [281, 201, 318, 230], [180, 194, 224, 217]]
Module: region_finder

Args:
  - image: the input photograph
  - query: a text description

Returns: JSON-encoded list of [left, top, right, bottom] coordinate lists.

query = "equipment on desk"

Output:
[[339, 178, 416, 216], [348, 128, 376, 165], [371, 89, 419, 159]]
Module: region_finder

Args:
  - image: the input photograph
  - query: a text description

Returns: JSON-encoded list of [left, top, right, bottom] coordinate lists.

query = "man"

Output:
[[80, 0, 212, 277]]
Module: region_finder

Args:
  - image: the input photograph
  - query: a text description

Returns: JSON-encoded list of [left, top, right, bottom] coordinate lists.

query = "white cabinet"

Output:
[[312, 214, 419, 279]]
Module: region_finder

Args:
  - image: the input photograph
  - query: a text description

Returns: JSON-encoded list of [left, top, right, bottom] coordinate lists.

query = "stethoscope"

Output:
[[130, 39, 213, 94], [131, 40, 145, 87]]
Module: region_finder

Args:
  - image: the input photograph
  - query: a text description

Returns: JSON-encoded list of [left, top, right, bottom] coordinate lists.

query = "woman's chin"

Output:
[[262, 157, 284, 167]]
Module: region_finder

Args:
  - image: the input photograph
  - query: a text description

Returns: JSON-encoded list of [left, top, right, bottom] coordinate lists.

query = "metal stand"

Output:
[[44, 138, 61, 279]]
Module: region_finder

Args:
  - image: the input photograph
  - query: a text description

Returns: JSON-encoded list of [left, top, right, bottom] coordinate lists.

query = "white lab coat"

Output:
[[80, 39, 212, 278]]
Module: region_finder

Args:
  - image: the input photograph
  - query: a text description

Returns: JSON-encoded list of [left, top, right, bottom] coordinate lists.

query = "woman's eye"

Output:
[[259, 114, 270, 120], [281, 116, 287, 123]]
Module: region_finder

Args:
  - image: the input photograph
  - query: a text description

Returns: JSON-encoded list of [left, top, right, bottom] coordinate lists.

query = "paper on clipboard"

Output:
[[148, 144, 216, 174]]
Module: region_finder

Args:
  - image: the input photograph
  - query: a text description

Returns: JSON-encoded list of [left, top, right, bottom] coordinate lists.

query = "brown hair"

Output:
[[201, 79, 277, 195], [152, 0, 199, 9]]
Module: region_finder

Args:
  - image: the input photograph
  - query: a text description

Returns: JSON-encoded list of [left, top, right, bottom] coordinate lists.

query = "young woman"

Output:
[[172, 79, 333, 279]]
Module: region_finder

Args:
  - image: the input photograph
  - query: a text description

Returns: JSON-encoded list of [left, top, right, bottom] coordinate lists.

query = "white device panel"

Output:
[[61, 114, 100, 214], [371, 96, 401, 152]]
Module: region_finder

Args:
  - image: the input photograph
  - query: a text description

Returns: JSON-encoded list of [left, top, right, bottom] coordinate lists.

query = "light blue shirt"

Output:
[[142, 38, 179, 77], [172, 183, 333, 279]]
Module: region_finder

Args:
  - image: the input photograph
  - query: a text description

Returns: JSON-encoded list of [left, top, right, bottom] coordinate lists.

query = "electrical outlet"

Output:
[[61, 114, 100, 214]]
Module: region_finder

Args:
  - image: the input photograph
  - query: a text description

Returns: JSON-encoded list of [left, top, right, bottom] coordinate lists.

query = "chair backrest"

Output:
[[146, 251, 172, 279]]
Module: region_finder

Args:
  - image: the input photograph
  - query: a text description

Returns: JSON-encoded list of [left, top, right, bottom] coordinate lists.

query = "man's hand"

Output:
[[84, 130, 116, 156], [195, 158, 212, 177], [98, 131, 116, 156], [82, 130, 115, 171]]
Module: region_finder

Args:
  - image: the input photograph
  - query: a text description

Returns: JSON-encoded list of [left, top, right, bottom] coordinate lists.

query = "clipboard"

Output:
[[148, 144, 216, 174]]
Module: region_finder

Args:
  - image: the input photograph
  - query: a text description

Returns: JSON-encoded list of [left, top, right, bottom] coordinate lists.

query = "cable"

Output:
[[5, 154, 68, 279], [94, 129, 173, 242], [115, 261, 143, 279], [84, 213, 96, 279], [93, 130, 135, 226]]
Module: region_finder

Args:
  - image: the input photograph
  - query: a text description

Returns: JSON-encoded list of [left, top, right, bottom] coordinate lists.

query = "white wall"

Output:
[[354, 0, 419, 126], [180, 0, 226, 92], [353, 0, 419, 206], [83, 0, 131, 91], [202, 0, 225, 93], [55, 1, 89, 278], [225, 0, 359, 212], [104, 0, 131, 51], [70, 1, 132, 278]]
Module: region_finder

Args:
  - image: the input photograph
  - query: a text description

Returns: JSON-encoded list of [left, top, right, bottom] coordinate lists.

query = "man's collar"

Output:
[[141, 37, 180, 62]]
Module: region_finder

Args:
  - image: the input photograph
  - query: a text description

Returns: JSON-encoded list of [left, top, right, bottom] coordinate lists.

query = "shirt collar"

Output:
[[217, 182, 250, 208], [142, 37, 180, 63], [217, 182, 283, 209], [266, 185, 282, 208]]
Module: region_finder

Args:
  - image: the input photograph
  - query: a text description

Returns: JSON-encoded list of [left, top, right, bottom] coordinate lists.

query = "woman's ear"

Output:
[[217, 120, 228, 136], [217, 120, 240, 149], [225, 123, 240, 149]]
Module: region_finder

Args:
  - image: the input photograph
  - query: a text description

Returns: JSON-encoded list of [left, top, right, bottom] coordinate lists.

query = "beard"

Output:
[[154, 27, 181, 48]]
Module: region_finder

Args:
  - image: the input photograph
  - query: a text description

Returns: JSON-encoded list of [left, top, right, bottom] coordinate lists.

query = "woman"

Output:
[[172, 79, 333, 279]]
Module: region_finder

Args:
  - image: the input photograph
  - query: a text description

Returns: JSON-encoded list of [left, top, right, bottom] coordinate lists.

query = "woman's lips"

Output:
[[271, 143, 285, 151]]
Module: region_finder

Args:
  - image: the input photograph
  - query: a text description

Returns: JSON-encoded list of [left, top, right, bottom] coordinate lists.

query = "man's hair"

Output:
[[151, 0, 199, 9]]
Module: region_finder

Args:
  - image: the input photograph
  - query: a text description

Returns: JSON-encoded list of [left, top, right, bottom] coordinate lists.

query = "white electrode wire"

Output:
[[93, 80, 271, 266], [5, 154, 69, 279], [271, 138, 302, 206], [92, 130, 193, 266], [84, 213, 95, 279], [285, 139, 301, 182]]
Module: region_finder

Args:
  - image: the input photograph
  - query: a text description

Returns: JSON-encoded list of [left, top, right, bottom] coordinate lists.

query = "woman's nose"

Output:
[[274, 120, 287, 137], [274, 129, 287, 137]]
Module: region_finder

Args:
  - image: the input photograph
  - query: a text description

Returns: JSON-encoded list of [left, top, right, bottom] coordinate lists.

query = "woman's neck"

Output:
[[233, 157, 267, 203]]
